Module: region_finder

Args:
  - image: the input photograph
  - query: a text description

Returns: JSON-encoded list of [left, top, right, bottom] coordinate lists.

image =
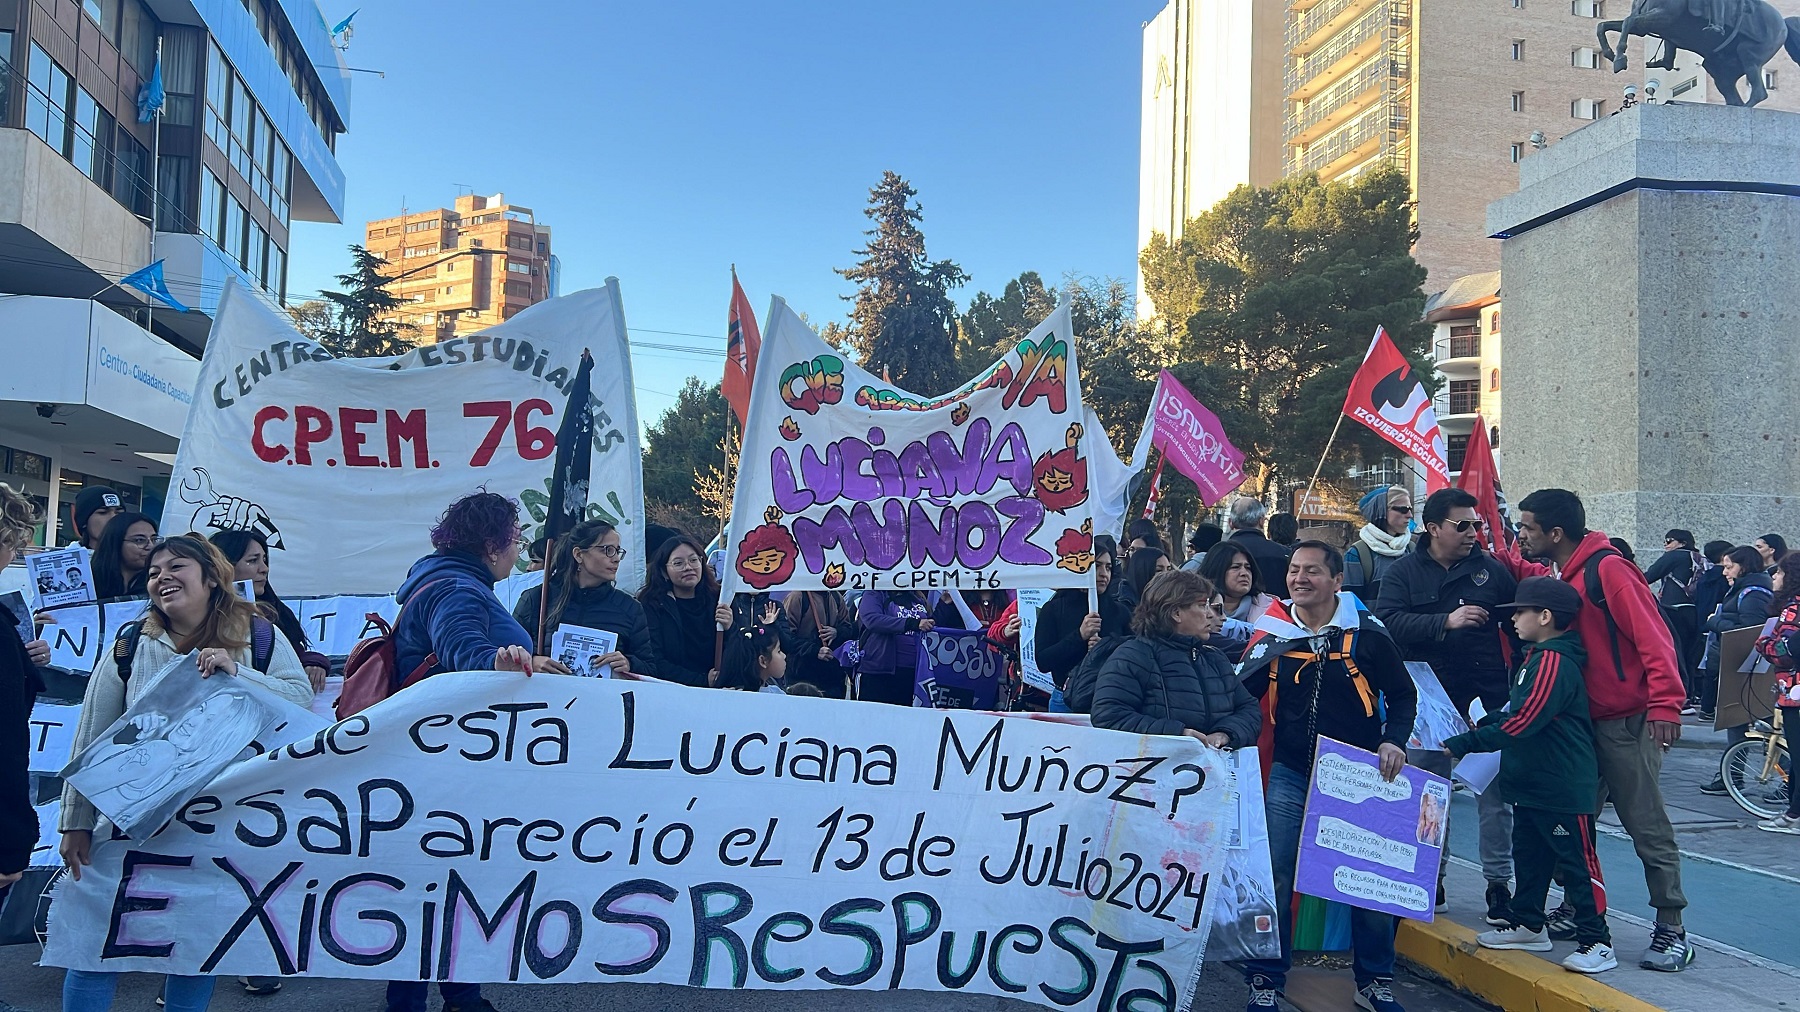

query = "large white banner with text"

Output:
[[162, 281, 644, 595], [43, 675, 1231, 1010]]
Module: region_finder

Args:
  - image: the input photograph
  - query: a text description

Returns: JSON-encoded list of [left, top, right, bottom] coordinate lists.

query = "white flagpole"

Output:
[[144, 34, 163, 337]]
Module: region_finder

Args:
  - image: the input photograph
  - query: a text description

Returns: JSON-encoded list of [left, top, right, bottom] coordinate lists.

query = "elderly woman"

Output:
[[1343, 485, 1413, 605], [1090, 570, 1262, 748]]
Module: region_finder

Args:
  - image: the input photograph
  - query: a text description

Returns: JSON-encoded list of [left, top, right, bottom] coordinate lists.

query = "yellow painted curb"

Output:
[[1396, 918, 1664, 1012]]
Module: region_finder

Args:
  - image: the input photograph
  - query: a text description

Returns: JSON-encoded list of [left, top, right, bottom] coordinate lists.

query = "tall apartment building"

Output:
[[0, 0, 350, 544], [1143, 0, 1800, 296], [364, 192, 553, 344]]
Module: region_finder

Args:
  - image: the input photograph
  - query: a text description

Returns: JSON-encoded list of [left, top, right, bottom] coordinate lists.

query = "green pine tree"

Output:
[[838, 172, 968, 392]]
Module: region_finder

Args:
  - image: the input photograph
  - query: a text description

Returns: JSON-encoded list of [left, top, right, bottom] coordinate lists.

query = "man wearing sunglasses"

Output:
[[1375, 488, 1521, 927]]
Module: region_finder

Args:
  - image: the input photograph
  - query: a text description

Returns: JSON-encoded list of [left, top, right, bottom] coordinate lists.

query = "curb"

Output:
[[1396, 918, 1662, 1012]]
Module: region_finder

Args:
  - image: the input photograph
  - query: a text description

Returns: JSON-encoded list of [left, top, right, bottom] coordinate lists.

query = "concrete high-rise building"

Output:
[[1, 0, 350, 544], [364, 193, 553, 344], [1142, 0, 1800, 295]]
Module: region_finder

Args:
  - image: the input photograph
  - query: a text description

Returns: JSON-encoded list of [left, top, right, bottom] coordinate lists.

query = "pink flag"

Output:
[[1148, 370, 1247, 506]]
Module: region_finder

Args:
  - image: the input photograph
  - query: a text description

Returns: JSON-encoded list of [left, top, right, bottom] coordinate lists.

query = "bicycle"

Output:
[[1721, 702, 1790, 820]]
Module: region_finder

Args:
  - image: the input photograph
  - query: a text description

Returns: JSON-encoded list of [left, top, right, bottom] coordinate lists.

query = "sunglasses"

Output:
[[1444, 519, 1487, 533], [1389, 505, 1413, 514]]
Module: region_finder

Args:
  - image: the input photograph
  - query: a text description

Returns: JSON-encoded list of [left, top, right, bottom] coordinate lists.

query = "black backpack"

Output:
[[1581, 548, 1683, 683], [1063, 635, 1128, 714], [114, 617, 276, 684]]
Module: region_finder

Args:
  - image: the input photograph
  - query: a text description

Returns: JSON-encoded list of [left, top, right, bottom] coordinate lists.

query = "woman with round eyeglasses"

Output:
[[637, 533, 733, 686], [514, 519, 659, 679], [1090, 570, 1261, 748], [91, 511, 159, 599]]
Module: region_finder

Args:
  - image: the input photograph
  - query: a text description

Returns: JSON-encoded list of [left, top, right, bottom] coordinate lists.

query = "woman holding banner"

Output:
[[58, 535, 310, 1012], [1089, 570, 1261, 748], [781, 589, 858, 698], [91, 511, 158, 600], [212, 529, 330, 695], [515, 519, 658, 679], [638, 533, 731, 686]]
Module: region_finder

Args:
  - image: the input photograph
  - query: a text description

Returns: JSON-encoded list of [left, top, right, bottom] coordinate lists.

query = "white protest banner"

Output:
[[32, 801, 61, 867], [1207, 748, 1280, 960], [293, 596, 401, 656], [44, 675, 1232, 1010], [40, 600, 148, 673], [163, 280, 645, 596], [1014, 588, 1057, 694], [27, 702, 81, 774], [722, 300, 1098, 599]]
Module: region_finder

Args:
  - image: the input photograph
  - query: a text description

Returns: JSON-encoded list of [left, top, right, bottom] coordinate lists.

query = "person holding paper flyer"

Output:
[[1444, 577, 1614, 974], [514, 519, 657, 679], [57, 535, 310, 1012], [1376, 488, 1520, 924], [1237, 541, 1418, 1012]]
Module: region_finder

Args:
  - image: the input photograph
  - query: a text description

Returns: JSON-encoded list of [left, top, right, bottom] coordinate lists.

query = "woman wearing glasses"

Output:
[[91, 511, 159, 599], [514, 518, 659, 679], [638, 532, 730, 686], [1089, 569, 1261, 748], [1343, 485, 1413, 605]]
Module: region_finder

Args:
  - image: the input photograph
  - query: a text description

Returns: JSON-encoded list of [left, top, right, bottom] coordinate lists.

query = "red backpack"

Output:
[[335, 581, 443, 719]]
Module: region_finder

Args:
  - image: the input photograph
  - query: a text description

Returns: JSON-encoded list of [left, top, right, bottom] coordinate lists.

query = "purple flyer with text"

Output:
[[1292, 737, 1451, 921]]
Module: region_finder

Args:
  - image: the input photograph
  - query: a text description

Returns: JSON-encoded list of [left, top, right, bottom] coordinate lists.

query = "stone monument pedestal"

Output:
[[1487, 102, 1800, 553]]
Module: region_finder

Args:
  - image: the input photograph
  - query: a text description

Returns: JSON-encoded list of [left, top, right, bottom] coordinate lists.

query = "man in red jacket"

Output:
[[1494, 489, 1691, 972]]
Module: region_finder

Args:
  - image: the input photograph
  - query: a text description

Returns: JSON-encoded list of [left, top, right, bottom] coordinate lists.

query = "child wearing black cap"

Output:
[[1445, 576, 1614, 974]]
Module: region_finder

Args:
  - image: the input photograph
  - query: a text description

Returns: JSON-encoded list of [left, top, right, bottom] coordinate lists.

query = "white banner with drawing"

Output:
[[44, 675, 1232, 1011]]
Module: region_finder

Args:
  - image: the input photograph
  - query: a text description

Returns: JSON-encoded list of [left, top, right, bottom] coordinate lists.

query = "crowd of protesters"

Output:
[[3, 475, 1797, 1012]]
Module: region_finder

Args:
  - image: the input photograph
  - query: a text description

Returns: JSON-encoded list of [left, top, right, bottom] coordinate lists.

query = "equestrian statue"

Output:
[[1598, 0, 1800, 106]]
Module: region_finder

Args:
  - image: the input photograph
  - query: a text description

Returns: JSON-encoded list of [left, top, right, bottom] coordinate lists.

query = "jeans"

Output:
[[1242, 762, 1398, 990], [63, 971, 214, 1012], [1048, 687, 1071, 713], [387, 980, 483, 1012], [1409, 747, 1514, 886]]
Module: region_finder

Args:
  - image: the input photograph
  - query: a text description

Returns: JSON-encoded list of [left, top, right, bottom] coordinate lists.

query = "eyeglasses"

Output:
[[668, 555, 704, 570], [1445, 519, 1486, 533], [123, 535, 162, 548], [582, 544, 628, 560]]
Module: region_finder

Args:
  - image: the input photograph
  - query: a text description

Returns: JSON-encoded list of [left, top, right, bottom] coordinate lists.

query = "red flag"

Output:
[[1456, 415, 1513, 549], [724, 270, 762, 428], [1342, 327, 1451, 491], [1141, 455, 1166, 520]]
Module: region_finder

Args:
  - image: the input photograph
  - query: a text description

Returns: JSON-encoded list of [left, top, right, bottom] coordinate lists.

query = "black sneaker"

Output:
[[1545, 903, 1578, 941], [1699, 778, 1730, 796], [1355, 977, 1406, 1012], [1698, 709, 1716, 723], [1484, 881, 1513, 926]]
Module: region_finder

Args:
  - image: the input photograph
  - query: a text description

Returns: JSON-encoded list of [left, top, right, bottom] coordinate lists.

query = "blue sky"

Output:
[[289, 1, 1166, 426]]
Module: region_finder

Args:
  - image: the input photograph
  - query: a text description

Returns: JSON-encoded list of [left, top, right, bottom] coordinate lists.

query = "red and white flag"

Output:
[[723, 270, 762, 429], [1456, 415, 1513, 548], [1342, 327, 1451, 491], [1141, 456, 1166, 519]]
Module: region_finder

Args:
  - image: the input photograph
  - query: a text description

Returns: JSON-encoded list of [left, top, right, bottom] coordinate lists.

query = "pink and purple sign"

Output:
[[1293, 737, 1450, 921], [1149, 370, 1246, 506]]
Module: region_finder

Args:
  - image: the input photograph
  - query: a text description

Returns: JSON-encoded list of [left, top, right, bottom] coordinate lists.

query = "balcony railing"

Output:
[[1449, 333, 1481, 359], [1291, 104, 1389, 176], [1439, 390, 1481, 416], [1286, 54, 1388, 142], [1286, 2, 1388, 95], [1285, 0, 1375, 51]]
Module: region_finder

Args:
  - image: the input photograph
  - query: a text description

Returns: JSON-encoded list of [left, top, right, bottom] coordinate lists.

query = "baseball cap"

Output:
[[1496, 576, 1582, 617]]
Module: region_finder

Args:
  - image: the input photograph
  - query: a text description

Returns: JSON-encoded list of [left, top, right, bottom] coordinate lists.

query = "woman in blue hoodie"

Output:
[[388, 491, 532, 1012]]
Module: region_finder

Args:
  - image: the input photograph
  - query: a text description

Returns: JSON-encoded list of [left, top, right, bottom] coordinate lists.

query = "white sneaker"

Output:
[[1760, 813, 1800, 835], [1476, 924, 1553, 951], [1563, 941, 1618, 974]]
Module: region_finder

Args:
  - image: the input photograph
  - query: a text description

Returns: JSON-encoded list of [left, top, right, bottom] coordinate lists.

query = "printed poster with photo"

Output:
[[27, 547, 94, 609], [61, 653, 328, 838], [1206, 747, 1281, 960], [549, 624, 617, 678], [1293, 737, 1450, 921]]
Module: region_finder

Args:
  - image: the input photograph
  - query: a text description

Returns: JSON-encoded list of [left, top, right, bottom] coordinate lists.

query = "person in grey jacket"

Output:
[[1090, 569, 1261, 748]]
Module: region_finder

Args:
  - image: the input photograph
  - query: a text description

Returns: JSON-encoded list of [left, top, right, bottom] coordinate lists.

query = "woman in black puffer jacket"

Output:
[[1091, 569, 1262, 748]]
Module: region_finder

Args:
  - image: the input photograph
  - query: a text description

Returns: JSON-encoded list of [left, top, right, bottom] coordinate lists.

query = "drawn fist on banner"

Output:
[[179, 467, 285, 549]]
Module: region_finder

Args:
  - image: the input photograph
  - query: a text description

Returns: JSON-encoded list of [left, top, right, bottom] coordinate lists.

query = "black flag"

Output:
[[545, 351, 595, 543]]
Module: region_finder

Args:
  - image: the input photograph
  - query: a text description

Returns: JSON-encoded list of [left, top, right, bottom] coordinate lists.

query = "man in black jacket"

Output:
[[1217, 497, 1292, 598], [1375, 488, 1519, 926]]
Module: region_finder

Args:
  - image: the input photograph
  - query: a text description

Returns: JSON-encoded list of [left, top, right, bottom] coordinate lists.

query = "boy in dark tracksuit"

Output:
[[1445, 577, 1615, 974]]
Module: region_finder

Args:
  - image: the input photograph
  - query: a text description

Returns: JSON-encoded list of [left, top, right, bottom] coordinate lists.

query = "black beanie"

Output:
[[73, 485, 123, 537]]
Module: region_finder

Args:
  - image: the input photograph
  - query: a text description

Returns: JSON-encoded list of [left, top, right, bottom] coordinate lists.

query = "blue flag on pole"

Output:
[[331, 9, 358, 36], [136, 57, 165, 123], [119, 261, 189, 312]]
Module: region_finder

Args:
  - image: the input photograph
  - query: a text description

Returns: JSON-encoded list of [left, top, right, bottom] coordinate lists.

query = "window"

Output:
[[82, 0, 121, 41], [404, 246, 439, 258], [113, 125, 151, 218], [505, 281, 531, 297], [225, 196, 249, 270], [1511, 40, 1525, 61], [72, 87, 101, 184], [1489, 309, 1501, 332], [1510, 91, 1524, 112], [27, 44, 72, 156], [1512, 0, 1523, 7], [1510, 142, 1524, 163], [1571, 0, 1602, 15], [507, 261, 532, 275], [507, 234, 532, 250], [159, 26, 199, 126], [1449, 325, 1481, 359], [1572, 46, 1600, 69], [1448, 380, 1481, 416], [1572, 98, 1602, 119], [1767, 70, 1779, 90], [1490, 426, 1501, 449], [1490, 368, 1502, 392], [1447, 434, 1471, 473], [443, 286, 456, 295], [1672, 77, 1698, 96], [155, 153, 191, 231], [205, 40, 229, 148], [406, 220, 439, 233], [200, 169, 227, 246]]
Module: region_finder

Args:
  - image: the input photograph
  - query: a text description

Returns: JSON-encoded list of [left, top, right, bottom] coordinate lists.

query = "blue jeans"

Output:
[[1048, 687, 1071, 713], [1242, 762, 1398, 991], [63, 971, 214, 1012], [387, 980, 483, 1012]]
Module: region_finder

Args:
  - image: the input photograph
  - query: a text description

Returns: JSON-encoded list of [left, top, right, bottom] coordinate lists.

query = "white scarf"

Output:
[[1359, 524, 1413, 558]]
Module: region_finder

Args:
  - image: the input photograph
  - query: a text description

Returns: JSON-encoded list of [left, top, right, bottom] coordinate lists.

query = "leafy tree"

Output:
[[953, 270, 1055, 377], [641, 376, 730, 538], [838, 171, 968, 392], [291, 244, 418, 357], [1139, 165, 1431, 495]]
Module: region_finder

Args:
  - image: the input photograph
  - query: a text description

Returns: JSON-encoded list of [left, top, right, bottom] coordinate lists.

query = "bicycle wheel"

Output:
[[1721, 737, 1790, 820]]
